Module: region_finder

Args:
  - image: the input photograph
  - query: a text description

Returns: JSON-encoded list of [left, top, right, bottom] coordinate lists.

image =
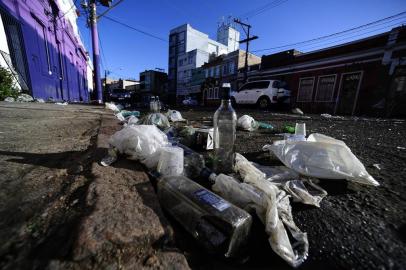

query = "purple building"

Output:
[[0, 0, 90, 102]]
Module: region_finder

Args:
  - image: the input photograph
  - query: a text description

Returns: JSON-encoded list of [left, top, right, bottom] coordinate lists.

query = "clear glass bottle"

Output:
[[156, 96, 161, 112], [157, 174, 252, 258], [213, 83, 237, 174], [149, 96, 156, 112]]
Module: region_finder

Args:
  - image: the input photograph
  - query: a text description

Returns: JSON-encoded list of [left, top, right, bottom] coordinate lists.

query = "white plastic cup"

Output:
[[295, 123, 306, 137], [157, 146, 184, 176]]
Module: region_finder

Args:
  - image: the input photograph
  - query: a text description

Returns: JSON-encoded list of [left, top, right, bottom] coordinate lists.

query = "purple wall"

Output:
[[0, 0, 89, 102]]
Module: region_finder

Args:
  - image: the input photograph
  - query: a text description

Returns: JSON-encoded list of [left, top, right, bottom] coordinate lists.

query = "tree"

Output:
[[0, 67, 18, 100]]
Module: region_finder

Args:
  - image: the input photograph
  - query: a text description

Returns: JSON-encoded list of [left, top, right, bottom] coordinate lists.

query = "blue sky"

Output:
[[77, 0, 406, 80]]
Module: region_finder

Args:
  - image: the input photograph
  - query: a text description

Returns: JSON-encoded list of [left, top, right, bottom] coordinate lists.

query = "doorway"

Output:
[[335, 71, 363, 115]]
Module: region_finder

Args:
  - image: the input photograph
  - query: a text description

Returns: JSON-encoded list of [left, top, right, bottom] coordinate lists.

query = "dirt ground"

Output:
[[0, 103, 104, 269], [0, 102, 405, 270]]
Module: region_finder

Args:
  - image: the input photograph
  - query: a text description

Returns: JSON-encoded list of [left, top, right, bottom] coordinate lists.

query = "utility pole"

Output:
[[84, 0, 121, 103], [233, 19, 258, 83], [89, 0, 103, 103]]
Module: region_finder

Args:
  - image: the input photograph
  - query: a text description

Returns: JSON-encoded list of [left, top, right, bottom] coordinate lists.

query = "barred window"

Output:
[[297, 77, 315, 102], [207, 87, 219, 99], [316, 75, 336, 101]]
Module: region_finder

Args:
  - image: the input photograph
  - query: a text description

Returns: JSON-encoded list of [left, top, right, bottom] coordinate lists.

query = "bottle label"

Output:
[[194, 189, 230, 212]]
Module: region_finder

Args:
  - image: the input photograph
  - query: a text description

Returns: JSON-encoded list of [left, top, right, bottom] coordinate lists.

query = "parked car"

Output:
[[108, 88, 135, 104], [182, 96, 198, 106], [231, 80, 291, 109]]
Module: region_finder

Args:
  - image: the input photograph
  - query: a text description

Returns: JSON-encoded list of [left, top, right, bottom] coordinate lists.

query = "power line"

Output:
[[238, 0, 288, 19], [247, 0, 289, 19], [257, 16, 406, 53], [103, 15, 167, 42], [253, 11, 406, 53], [286, 21, 406, 53], [97, 0, 125, 19], [98, 31, 109, 71]]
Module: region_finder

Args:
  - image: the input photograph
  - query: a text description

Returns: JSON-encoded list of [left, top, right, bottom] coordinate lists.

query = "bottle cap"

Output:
[[220, 83, 231, 100]]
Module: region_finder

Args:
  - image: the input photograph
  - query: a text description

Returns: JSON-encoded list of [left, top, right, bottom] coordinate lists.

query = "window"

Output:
[[179, 59, 184, 66], [207, 87, 219, 99], [215, 66, 220, 77], [178, 31, 185, 41], [253, 81, 270, 89], [229, 62, 235, 74], [188, 57, 193, 64], [315, 75, 336, 102], [177, 42, 185, 53], [239, 82, 253, 91], [32, 15, 51, 75], [297, 77, 315, 102], [205, 69, 209, 78], [170, 34, 176, 43], [272, 81, 281, 88], [57, 42, 64, 80], [223, 64, 227, 75]]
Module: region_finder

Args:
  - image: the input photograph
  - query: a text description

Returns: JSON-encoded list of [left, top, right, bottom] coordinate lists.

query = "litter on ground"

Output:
[[321, 113, 345, 120], [100, 103, 381, 268], [263, 133, 379, 186]]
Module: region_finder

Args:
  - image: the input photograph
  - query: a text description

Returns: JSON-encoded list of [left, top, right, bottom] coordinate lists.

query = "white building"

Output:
[[168, 23, 240, 97]]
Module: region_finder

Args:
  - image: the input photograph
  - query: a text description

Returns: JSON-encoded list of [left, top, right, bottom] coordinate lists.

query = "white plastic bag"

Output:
[[264, 133, 379, 186], [234, 153, 308, 267], [237, 115, 259, 131], [4, 97, 15, 102], [127, 115, 139, 125], [253, 164, 327, 207], [105, 102, 123, 112], [16, 94, 33, 102], [115, 112, 126, 122], [166, 110, 185, 122], [108, 125, 169, 169]]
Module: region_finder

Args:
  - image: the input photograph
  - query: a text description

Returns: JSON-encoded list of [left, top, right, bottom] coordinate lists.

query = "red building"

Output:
[[245, 27, 406, 117]]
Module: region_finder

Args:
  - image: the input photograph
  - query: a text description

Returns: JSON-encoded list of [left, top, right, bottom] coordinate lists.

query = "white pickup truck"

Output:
[[231, 80, 291, 109]]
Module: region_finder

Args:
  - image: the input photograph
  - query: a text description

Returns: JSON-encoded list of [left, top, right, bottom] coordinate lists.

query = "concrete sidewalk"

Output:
[[0, 102, 188, 269]]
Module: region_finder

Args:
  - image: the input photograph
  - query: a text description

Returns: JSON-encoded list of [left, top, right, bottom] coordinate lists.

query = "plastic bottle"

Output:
[[157, 173, 252, 258], [150, 96, 156, 112], [156, 96, 161, 112], [213, 83, 237, 174]]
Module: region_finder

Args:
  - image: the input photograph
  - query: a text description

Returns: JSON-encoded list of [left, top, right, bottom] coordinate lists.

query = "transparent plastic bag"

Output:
[[115, 112, 126, 122], [253, 164, 300, 182], [263, 133, 379, 186], [127, 115, 139, 125], [140, 113, 170, 129], [16, 94, 33, 102], [108, 125, 169, 169], [105, 102, 123, 112], [237, 115, 259, 131], [166, 109, 185, 122], [233, 154, 308, 267], [283, 180, 327, 207]]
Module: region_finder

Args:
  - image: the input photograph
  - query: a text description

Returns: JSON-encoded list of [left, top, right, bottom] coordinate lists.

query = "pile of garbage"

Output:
[[101, 97, 378, 267], [3, 93, 70, 105]]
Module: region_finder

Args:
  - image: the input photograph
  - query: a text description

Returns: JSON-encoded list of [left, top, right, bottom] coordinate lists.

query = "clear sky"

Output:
[[76, 0, 406, 80]]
